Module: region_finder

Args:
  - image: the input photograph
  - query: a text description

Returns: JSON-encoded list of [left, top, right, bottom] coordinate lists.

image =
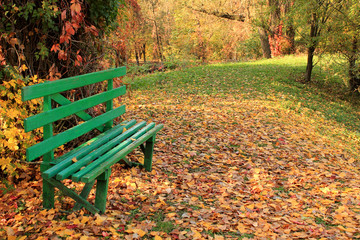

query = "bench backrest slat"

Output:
[[24, 86, 126, 132], [26, 105, 126, 161], [22, 67, 126, 101], [51, 93, 105, 132]]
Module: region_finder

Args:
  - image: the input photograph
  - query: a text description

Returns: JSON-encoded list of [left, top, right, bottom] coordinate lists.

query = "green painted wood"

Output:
[[105, 79, 114, 131], [26, 105, 126, 162], [56, 121, 147, 180], [42, 95, 55, 209], [51, 93, 104, 132], [121, 157, 142, 167], [71, 123, 156, 182], [144, 135, 156, 172], [73, 180, 95, 212], [45, 178, 99, 214], [43, 120, 135, 179], [94, 169, 110, 213], [81, 124, 163, 183], [49, 120, 129, 165], [22, 67, 126, 101], [24, 86, 126, 132]]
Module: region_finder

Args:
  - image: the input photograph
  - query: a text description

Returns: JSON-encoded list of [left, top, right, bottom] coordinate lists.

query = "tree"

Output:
[[328, 0, 360, 92], [291, 0, 337, 82]]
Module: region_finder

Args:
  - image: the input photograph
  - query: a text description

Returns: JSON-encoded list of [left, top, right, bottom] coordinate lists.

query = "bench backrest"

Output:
[[22, 67, 127, 162]]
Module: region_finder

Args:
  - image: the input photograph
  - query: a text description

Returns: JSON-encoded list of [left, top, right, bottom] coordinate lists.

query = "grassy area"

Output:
[[126, 55, 360, 155]]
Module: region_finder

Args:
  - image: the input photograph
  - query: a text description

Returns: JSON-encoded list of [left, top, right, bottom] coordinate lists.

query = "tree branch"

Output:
[[187, 6, 246, 22]]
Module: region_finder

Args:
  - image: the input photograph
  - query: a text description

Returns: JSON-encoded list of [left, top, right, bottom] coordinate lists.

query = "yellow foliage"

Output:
[[0, 66, 42, 176]]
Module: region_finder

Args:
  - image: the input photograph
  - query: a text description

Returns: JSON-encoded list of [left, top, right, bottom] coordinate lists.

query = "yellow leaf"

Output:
[[192, 229, 202, 239], [338, 172, 346, 178], [72, 157, 77, 163], [122, 127, 127, 133], [131, 138, 136, 141], [154, 236, 162, 240], [133, 229, 146, 237]]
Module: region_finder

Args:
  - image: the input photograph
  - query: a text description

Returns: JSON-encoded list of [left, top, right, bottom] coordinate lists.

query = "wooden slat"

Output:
[[105, 79, 114, 130], [51, 93, 104, 132], [24, 86, 126, 132], [80, 124, 163, 183], [71, 123, 156, 182], [22, 67, 126, 101], [26, 105, 126, 162], [42, 120, 135, 178], [56, 121, 147, 180]]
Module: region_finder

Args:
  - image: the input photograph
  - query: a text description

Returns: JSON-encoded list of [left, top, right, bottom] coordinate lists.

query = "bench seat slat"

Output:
[[42, 120, 135, 179], [71, 122, 156, 182], [80, 124, 163, 183], [56, 121, 147, 180], [51, 93, 104, 132], [22, 67, 126, 101], [27, 105, 126, 162], [24, 86, 126, 132]]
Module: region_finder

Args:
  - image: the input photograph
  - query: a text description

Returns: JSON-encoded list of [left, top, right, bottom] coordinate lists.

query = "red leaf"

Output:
[[70, 1, 81, 16], [65, 21, 75, 35], [61, 10, 67, 20], [66, 224, 78, 229], [50, 44, 60, 52]]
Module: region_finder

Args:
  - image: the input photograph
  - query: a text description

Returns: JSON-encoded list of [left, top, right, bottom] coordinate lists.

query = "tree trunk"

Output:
[[135, 49, 140, 66], [348, 36, 360, 92], [142, 43, 146, 63], [305, 13, 319, 83], [258, 27, 272, 58], [305, 46, 315, 82]]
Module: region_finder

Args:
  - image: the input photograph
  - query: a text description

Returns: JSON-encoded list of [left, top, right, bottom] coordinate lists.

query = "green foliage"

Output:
[[87, 0, 124, 30], [238, 32, 263, 60]]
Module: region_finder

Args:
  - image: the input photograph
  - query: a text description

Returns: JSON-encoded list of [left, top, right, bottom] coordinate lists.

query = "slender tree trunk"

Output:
[[258, 27, 272, 58], [142, 43, 146, 63], [348, 36, 359, 92], [135, 48, 140, 66], [305, 13, 319, 82], [305, 45, 315, 82]]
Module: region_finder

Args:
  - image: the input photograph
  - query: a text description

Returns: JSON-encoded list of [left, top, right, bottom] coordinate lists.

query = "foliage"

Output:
[[238, 32, 263, 60], [1, 56, 360, 239], [0, 0, 124, 178], [0, 66, 42, 177], [0, 0, 123, 80]]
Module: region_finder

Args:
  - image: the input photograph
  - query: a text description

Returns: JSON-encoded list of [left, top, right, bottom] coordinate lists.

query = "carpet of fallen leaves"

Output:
[[1, 89, 360, 239]]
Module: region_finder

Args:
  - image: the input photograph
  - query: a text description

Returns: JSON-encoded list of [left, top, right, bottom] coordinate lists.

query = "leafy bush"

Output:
[[0, 66, 42, 178], [238, 33, 263, 60]]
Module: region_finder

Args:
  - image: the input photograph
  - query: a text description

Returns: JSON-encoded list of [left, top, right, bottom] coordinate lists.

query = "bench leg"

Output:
[[73, 180, 96, 212], [43, 178, 55, 209], [144, 135, 156, 172], [95, 168, 111, 213], [41, 163, 55, 209]]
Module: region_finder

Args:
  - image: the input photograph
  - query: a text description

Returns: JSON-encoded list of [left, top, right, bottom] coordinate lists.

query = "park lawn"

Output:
[[1, 55, 360, 239]]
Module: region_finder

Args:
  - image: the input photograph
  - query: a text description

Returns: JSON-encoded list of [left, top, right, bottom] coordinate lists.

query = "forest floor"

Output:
[[1, 55, 360, 239]]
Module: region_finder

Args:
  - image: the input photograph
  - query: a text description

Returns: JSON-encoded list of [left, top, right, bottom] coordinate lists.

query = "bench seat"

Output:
[[43, 120, 162, 183]]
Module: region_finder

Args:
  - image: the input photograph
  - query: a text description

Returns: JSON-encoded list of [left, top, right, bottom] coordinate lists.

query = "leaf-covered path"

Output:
[[2, 58, 360, 239]]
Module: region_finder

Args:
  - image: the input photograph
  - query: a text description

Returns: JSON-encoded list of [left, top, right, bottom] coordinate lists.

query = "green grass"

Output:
[[126, 55, 360, 135]]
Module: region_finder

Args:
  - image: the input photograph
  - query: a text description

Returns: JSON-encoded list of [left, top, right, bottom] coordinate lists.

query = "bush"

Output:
[[0, 66, 42, 178], [238, 33, 263, 60]]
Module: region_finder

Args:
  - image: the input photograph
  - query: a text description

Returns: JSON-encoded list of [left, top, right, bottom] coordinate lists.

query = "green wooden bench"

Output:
[[21, 67, 163, 214]]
